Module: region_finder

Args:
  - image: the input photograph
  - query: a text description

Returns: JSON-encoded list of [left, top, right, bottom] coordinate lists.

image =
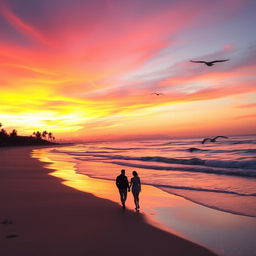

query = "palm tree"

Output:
[[48, 132, 52, 141], [35, 131, 42, 140], [42, 131, 48, 140], [10, 129, 17, 137], [0, 128, 8, 139]]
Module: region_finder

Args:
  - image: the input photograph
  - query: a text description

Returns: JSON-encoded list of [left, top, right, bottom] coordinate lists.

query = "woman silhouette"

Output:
[[129, 171, 141, 210]]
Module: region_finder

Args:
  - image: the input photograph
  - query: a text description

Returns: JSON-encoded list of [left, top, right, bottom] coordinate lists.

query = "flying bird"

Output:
[[190, 59, 229, 66], [151, 93, 164, 96], [202, 136, 228, 144]]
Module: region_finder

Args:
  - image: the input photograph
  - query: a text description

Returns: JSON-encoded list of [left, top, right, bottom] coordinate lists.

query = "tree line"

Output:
[[0, 123, 57, 146], [32, 130, 55, 141]]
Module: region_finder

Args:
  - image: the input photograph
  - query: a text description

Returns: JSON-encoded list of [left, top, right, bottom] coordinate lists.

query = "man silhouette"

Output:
[[116, 169, 129, 209]]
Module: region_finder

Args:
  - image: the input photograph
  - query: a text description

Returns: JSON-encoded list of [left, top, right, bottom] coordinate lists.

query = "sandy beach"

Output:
[[0, 146, 216, 256]]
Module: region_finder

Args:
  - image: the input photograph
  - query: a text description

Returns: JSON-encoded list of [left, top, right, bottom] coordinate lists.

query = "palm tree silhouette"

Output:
[[10, 129, 17, 137], [48, 132, 52, 141], [35, 131, 42, 140], [42, 131, 48, 139]]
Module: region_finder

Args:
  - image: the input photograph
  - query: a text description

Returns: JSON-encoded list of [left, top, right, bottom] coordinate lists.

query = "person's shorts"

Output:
[[119, 188, 127, 194]]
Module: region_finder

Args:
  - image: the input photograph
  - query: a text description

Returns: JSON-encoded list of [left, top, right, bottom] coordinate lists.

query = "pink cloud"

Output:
[[223, 44, 235, 51], [0, 5, 52, 46]]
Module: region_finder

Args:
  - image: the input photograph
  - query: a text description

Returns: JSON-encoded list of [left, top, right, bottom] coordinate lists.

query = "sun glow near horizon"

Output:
[[0, 0, 255, 141]]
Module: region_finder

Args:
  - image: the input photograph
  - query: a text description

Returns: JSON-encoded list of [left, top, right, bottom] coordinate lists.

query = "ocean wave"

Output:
[[159, 141, 173, 146], [74, 167, 256, 197], [156, 184, 256, 197], [230, 140, 256, 145], [150, 141, 195, 146], [94, 159, 256, 177], [207, 148, 256, 154], [187, 147, 209, 152], [51, 147, 256, 173], [70, 152, 256, 169], [101, 147, 144, 150], [204, 159, 256, 169], [159, 188, 256, 217], [242, 149, 256, 154]]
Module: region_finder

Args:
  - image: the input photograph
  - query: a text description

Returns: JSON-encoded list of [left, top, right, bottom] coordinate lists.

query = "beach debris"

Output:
[[6, 234, 18, 239], [190, 59, 229, 66]]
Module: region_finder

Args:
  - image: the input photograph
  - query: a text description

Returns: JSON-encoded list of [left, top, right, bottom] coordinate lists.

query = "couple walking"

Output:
[[116, 169, 141, 210]]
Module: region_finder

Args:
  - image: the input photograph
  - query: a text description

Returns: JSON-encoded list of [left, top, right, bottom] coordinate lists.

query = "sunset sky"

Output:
[[0, 0, 255, 141]]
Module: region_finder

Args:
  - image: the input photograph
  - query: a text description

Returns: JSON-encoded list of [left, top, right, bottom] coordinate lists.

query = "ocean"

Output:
[[48, 134, 256, 217]]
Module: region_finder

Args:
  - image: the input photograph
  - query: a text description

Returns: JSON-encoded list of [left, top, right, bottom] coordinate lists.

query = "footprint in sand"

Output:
[[6, 234, 18, 239], [1, 219, 13, 225]]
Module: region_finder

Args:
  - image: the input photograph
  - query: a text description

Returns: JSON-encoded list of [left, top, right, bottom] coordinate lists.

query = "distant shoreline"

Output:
[[0, 142, 75, 149], [0, 135, 58, 147], [0, 142, 58, 147]]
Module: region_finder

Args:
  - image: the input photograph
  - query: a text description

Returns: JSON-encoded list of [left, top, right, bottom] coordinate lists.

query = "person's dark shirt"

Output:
[[116, 174, 129, 190]]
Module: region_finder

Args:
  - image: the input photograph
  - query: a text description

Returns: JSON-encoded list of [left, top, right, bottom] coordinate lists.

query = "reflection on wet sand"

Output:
[[33, 147, 256, 256]]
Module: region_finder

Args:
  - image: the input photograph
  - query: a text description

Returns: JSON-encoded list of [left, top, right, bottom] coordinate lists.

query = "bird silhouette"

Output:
[[151, 92, 164, 96], [190, 59, 229, 66], [202, 136, 228, 144]]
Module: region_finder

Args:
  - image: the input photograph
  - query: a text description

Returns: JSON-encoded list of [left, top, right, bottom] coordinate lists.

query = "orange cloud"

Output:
[[236, 103, 256, 109], [235, 114, 256, 120]]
